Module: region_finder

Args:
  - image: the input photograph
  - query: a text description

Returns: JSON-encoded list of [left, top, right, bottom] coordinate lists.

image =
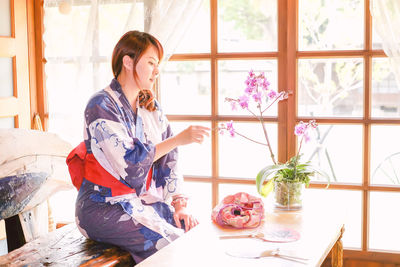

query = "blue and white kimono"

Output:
[[75, 79, 184, 263]]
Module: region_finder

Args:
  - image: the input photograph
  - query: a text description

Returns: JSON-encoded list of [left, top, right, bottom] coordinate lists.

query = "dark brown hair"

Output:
[[111, 31, 164, 111]]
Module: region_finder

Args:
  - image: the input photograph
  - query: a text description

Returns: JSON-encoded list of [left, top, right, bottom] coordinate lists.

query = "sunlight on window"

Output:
[[369, 192, 400, 252], [218, 60, 278, 116], [370, 125, 400, 186], [219, 122, 277, 179], [160, 61, 211, 115], [300, 124, 363, 184], [299, 0, 363, 51], [184, 182, 212, 222], [298, 58, 364, 117], [174, 0, 210, 53], [371, 58, 400, 118], [169, 121, 212, 177], [0, 57, 13, 98], [218, 0, 277, 52]]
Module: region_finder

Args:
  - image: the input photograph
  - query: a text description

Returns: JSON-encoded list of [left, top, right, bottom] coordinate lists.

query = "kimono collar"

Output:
[[110, 78, 124, 94], [109, 78, 140, 113]]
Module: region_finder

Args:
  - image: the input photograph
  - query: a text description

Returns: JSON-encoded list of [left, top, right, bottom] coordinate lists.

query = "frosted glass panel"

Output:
[[369, 192, 400, 251], [0, 0, 11, 36], [0, 57, 14, 97], [0, 117, 15, 128]]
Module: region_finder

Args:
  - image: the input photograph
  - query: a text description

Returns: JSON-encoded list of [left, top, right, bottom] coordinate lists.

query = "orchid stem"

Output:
[[294, 136, 303, 177], [233, 130, 268, 147], [262, 92, 284, 113], [258, 106, 276, 165]]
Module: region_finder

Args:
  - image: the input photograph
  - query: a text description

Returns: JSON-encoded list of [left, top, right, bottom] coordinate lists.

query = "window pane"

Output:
[[299, 0, 363, 51], [370, 125, 400, 185], [99, 3, 144, 57], [218, 60, 278, 116], [0, 117, 14, 128], [371, 58, 400, 118], [0, 0, 11, 36], [219, 122, 277, 179], [46, 62, 94, 146], [174, 0, 210, 53], [184, 182, 212, 222], [306, 189, 362, 249], [300, 124, 363, 184], [0, 57, 14, 97], [160, 61, 211, 115], [369, 192, 400, 251], [169, 121, 212, 177], [218, 0, 277, 52], [43, 4, 91, 58], [372, 27, 383, 50], [298, 58, 363, 117]]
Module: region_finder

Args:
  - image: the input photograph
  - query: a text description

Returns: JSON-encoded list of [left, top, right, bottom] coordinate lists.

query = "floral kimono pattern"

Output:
[[75, 79, 184, 263]]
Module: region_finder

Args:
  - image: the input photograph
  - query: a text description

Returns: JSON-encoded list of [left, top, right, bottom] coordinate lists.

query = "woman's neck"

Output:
[[117, 71, 140, 109]]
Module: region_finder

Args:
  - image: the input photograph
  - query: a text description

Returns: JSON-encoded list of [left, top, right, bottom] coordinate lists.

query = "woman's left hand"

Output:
[[173, 207, 199, 232]]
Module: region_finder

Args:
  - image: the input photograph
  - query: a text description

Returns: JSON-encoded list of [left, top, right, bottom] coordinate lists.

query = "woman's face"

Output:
[[135, 45, 160, 90]]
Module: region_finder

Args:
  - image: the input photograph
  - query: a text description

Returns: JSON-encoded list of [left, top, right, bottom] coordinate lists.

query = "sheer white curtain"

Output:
[[42, 0, 203, 225], [43, 0, 203, 146], [370, 0, 400, 87]]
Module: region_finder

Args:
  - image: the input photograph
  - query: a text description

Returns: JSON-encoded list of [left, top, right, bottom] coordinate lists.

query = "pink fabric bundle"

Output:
[[212, 192, 265, 228]]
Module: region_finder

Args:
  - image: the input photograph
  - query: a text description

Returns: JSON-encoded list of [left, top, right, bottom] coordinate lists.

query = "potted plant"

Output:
[[219, 71, 329, 210]]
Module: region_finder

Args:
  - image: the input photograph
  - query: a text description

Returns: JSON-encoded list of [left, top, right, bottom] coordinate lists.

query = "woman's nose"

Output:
[[154, 66, 159, 77]]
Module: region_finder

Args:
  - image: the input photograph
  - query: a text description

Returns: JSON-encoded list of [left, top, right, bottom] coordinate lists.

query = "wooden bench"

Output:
[[0, 223, 135, 266]]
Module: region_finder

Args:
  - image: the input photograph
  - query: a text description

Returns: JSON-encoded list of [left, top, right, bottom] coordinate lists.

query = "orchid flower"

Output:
[[218, 70, 329, 198]]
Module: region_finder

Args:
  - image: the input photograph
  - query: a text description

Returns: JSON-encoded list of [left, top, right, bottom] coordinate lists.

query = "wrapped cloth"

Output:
[[212, 192, 265, 228]]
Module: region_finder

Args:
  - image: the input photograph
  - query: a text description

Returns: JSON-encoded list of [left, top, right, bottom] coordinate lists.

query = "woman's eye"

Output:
[[149, 62, 154, 66]]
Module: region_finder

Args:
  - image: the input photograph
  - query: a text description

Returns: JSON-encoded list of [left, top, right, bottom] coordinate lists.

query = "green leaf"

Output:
[[260, 178, 274, 197], [256, 164, 287, 195], [304, 164, 331, 187]]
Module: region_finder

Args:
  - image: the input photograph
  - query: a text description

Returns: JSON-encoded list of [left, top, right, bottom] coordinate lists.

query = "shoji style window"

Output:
[[160, 0, 400, 262]]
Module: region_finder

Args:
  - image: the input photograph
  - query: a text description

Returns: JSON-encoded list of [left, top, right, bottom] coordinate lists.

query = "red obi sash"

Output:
[[66, 142, 152, 197]]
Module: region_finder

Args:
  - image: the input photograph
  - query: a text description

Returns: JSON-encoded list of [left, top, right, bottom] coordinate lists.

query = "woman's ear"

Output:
[[122, 55, 133, 71]]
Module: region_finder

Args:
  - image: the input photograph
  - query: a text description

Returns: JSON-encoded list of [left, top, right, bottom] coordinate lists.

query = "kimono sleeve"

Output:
[[157, 119, 185, 202], [85, 95, 155, 194]]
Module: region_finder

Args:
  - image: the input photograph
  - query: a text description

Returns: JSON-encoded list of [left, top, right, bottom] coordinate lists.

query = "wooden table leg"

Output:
[[331, 226, 345, 267]]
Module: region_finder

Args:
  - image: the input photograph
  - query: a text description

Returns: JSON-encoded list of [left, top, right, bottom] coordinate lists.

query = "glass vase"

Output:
[[273, 180, 304, 210]]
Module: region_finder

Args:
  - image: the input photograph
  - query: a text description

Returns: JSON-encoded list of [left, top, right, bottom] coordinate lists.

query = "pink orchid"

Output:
[[239, 95, 249, 109], [252, 91, 262, 104], [267, 90, 278, 99]]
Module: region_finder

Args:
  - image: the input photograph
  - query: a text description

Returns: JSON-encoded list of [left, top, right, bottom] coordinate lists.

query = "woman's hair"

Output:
[[112, 31, 164, 111]]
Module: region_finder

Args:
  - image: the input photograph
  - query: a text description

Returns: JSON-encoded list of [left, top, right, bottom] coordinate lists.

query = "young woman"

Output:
[[67, 31, 210, 263]]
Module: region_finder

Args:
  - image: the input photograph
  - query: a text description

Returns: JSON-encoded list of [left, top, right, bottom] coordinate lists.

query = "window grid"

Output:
[[164, 0, 400, 260]]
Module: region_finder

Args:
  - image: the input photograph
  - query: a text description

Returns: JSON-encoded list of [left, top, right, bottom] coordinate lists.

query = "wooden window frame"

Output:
[[166, 0, 400, 263]]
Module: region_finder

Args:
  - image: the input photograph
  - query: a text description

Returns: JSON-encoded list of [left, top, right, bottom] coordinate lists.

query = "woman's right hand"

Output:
[[176, 125, 210, 146]]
